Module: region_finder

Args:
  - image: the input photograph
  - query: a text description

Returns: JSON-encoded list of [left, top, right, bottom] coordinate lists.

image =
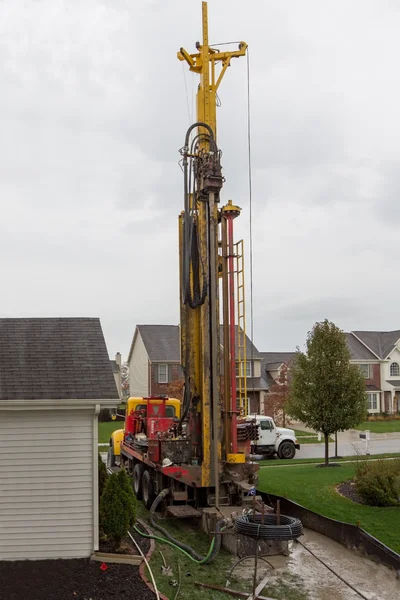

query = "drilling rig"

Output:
[[109, 1, 258, 513]]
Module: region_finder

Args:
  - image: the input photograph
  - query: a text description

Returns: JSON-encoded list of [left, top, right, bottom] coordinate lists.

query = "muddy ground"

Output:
[[235, 528, 399, 600]]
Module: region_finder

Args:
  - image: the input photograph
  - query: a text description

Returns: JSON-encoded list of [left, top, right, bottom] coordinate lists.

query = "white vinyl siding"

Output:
[[0, 409, 93, 560], [129, 330, 149, 397]]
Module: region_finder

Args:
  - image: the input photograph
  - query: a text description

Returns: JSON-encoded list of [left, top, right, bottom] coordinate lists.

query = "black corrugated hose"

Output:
[[234, 513, 303, 541]]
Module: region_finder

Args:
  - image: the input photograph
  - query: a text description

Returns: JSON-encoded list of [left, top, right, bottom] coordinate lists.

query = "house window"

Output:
[[236, 362, 252, 377], [358, 364, 370, 379], [158, 364, 168, 383], [367, 393, 378, 411], [390, 362, 400, 377]]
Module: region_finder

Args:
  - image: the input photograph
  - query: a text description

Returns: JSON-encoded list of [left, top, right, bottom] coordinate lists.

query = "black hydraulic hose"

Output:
[[234, 513, 303, 541], [182, 122, 218, 309], [149, 489, 227, 563]]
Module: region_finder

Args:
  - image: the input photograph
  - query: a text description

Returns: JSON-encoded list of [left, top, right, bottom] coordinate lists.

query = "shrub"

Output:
[[117, 468, 137, 528], [355, 459, 400, 507], [100, 472, 131, 547], [98, 453, 108, 500]]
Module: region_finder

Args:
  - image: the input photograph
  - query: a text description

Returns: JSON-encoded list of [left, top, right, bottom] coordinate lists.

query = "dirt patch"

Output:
[[336, 480, 366, 505], [0, 558, 155, 600]]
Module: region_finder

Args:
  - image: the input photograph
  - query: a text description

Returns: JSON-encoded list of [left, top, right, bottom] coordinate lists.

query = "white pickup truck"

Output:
[[246, 415, 300, 459]]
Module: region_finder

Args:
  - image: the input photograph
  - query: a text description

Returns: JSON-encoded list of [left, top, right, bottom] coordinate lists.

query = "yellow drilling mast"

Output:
[[178, 2, 254, 508]]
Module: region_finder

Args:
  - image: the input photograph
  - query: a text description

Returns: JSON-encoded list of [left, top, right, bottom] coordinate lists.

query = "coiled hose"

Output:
[[134, 488, 228, 564], [234, 513, 303, 541]]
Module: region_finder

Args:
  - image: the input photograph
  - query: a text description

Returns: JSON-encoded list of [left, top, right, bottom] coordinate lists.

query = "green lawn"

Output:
[[294, 429, 334, 444], [98, 421, 123, 444], [257, 464, 400, 554], [355, 420, 400, 433], [136, 504, 248, 600], [259, 452, 400, 467]]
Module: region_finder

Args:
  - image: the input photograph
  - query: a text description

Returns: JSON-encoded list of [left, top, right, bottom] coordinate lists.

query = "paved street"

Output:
[[296, 429, 400, 459]]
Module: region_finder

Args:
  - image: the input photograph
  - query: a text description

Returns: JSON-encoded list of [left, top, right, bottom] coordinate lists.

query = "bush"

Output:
[[355, 459, 400, 507], [100, 471, 136, 547], [98, 453, 108, 500], [117, 468, 137, 528]]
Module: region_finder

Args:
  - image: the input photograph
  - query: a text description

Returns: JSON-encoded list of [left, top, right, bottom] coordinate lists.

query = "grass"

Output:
[[259, 452, 400, 467], [98, 421, 123, 443], [355, 420, 400, 433], [136, 504, 249, 600], [257, 463, 400, 554], [294, 429, 334, 444]]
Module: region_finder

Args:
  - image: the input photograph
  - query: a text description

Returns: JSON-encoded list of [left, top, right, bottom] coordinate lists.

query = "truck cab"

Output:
[[247, 415, 300, 459]]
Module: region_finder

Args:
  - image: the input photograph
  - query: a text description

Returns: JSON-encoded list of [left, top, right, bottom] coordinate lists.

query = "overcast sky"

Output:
[[1, 0, 400, 359]]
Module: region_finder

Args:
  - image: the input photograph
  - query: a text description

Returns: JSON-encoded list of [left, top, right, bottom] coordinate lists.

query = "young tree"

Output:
[[266, 363, 290, 426], [117, 468, 137, 528], [98, 453, 108, 500], [120, 362, 130, 400], [100, 471, 136, 548], [165, 378, 185, 401], [287, 320, 367, 466]]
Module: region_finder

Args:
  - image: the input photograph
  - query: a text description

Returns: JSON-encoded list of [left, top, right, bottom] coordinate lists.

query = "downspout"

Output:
[[93, 403, 100, 552]]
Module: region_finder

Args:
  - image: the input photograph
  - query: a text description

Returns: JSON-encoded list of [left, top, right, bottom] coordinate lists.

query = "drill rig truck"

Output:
[[109, 1, 259, 514]]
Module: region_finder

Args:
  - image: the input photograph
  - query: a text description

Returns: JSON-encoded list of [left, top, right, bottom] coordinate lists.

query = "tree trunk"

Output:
[[324, 433, 329, 466], [334, 431, 338, 458]]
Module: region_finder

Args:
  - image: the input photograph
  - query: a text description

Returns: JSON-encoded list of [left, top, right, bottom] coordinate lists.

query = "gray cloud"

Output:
[[1, 0, 400, 357]]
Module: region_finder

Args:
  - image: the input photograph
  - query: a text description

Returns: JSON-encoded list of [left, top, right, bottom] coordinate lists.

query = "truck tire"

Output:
[[278, 441, 295, 459], [142, 469, 155, 510], [133, 463, 144, 499], [107, 446, 116, 469]]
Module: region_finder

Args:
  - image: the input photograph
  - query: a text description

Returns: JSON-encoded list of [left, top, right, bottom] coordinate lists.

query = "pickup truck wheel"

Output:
[[278, 441, 295, 459], [142, 469, 155, 510], [133, 463, 144, 499], [107, 446, 116, 469]]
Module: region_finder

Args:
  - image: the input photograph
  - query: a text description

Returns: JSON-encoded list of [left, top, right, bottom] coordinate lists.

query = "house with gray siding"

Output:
[[0, 318, 119, 561]]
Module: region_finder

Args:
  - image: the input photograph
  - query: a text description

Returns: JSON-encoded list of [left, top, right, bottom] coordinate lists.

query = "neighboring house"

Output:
[[260, 352, 296, 416], [127, 324, 267, 414], [0, 318, 119, 561], [346, 330, 400, 414], [110, 352, 122, 400]]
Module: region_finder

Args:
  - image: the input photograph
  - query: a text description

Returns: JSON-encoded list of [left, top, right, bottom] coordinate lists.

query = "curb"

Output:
[[137, 519, 170, 600]]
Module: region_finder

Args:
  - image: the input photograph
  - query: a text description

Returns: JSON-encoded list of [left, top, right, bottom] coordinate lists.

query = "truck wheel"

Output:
[[142, 469, 155, 510], [107, 446, 116, 469], [133, 463, 144, 499], [278, 441, 295, 459]]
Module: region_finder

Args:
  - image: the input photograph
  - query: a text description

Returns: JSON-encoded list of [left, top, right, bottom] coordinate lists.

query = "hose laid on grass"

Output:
[[234, 513, 303, 540], [135, 487, 228, 564]]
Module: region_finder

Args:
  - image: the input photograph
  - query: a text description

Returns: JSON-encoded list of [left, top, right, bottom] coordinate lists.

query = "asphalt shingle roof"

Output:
[[345, 333, 377, 360], [352, 330, 400, 360], [137, 325, 181, 362], [260, 352, 295, 370], [132, 324, 261, 363], [0, 318, 119, 401]]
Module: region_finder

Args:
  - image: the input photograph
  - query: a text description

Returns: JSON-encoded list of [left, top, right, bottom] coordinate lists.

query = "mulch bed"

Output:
[[0, 525, 154, 600], [0, 558, 155, 600], [337, 479, 367, 505]]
